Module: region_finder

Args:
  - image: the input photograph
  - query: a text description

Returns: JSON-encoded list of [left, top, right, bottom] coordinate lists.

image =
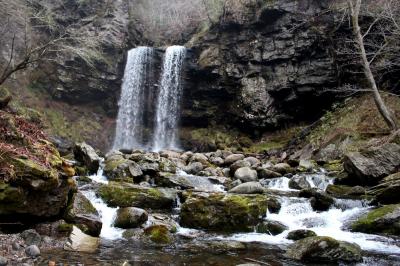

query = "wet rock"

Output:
[[224, 154, 245, 165], [211, 157, 224, 166], [64, 226, 99, 253], [285, 236, 362, 263], [0, 256, 7, 266], [270, 163, 292, 174], [287, 229, 317, 241], [21, 229, 41, 246], [368, 172, 400, 205], [144, 225, 172, 244], [180, 192, 268, 232], [326, 184, 365, 199], [288, 175, 311, 190], [351, 204, 400, 235], [104, 156, 143, 182], [73, 142, 101, 174], [234, 167, 258, 182], [190, 153, 209, 165], [114, 207, 148, 229], [64, 192, 102, 237], [298, 160, 316, 172], [230, 160, 252, 176], [299, 188, 334, 212], [160, 150, 181, 159], [256, 220, 288, 235], [229, 182, 264, 194], [257, 168, 282, 179], [35, 220, 73, 237], [158, 157, 177, 173], [25, 245, 40, 257], [244, 157, 260, 166], [184, 162, 204, 175], [155, 173, 194, 189], [98, 182, 177, 209], [343, 143, 400, 185]]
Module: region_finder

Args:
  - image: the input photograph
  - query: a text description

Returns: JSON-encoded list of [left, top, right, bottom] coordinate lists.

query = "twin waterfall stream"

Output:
[[78, 46, 400, 265], [113, 46, 186, 151]]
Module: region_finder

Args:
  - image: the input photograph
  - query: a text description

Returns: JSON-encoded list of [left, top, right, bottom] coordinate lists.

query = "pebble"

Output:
[[0, 256, 8, 266], [25, 245, 40, 257]]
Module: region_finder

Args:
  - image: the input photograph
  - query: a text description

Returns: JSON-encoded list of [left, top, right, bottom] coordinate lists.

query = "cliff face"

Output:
[[3, 0, 346, 150], [182, 0, 339, 132]]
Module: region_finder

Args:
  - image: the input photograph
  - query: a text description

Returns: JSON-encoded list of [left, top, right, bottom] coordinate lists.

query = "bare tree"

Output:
[[346, 0, 398, 131], [0, 0, 104, 87]]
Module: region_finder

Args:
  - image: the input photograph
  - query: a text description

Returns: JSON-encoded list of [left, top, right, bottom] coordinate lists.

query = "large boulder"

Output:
[[285, 236, 362, 263], [180, 192, 268, 232], [64, 192, 102, 237], [343, 143, 400, 185], [224, 154, 245, 165], [368, 172, 400, 205], [64, 226, 100, 253], [234, 167, 258, 182], [184, 162, 204, 175], [114, 207, 148, 229], [73, 142, 101, 174], [287, 229, 317, 241], [299, 188, 334, 212], [98, 182, 177, 209], [351, 204, 400, 235], [229, 160, 251, 176], [256, 220, 288, 235], [104, 156, 143, 182], [228, 182, 264, 194], [288, 175, 311, 190], [326, 184, 365, 199]]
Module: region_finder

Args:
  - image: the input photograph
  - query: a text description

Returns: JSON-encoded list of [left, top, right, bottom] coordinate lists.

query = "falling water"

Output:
[[153, 46, 186, 151], [113, 47, 153, 150]]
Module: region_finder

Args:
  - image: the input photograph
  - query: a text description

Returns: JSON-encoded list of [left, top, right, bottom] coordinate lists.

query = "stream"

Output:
[[43, 164, 400, 265]]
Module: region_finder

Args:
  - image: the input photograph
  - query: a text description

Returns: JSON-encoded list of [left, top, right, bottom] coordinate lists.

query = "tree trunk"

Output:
[[348, 0, 398, 131]]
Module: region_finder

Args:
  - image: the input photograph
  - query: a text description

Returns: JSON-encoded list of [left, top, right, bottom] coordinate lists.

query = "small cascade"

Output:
[[113, 47, 153, 150], [153, 46, 187, 151]]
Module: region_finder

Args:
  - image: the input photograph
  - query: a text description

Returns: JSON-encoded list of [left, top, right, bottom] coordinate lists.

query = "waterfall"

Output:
[[113, 47, 153, 150], [153, 46, 186, 151]]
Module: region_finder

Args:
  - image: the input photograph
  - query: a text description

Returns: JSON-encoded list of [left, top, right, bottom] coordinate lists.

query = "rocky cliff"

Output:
[[182, 0, 339, 132]]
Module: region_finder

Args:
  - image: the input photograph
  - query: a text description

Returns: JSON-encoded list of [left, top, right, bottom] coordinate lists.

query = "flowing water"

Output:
[[113, 47, 154, 150], [152, 46, 186, 151], [47, 167, 400, 265]]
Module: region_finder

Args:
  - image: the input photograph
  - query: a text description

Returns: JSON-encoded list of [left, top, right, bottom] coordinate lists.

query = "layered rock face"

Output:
[[182, 0, 338, 130]]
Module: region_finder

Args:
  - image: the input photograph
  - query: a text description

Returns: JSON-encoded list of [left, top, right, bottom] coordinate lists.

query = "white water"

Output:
[[84, 167, 123, 240], [153, 46, 186, 151], [223, 175, 400, 255], [113, 47, 153, 150]]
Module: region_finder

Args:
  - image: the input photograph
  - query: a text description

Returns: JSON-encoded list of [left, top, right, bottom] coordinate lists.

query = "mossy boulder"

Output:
[[368, 172, 400, 205], [326, 184, 365, 199], [104, 156, 143, 182], [114, 207, 148, 229], [73, 142, 101, 174], [180, 192, 269, 232], [144, 225, 172, 244], [256, 220, 288, 235], [98, 182, 177, 209], [285, 236, 362, 263], [351, 204, 400, 235], [64, 192, 102, 237], [287, 229, 317, 241], [343, 143, 400, 185]]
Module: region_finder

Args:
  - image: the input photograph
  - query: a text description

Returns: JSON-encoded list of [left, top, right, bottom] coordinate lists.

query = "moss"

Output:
[[57, 223, 73, 233], [98, 182, 173, 209], [352, 204, 400, 234], [323, 160, 343, 172], [144, 225, 171, 244]]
